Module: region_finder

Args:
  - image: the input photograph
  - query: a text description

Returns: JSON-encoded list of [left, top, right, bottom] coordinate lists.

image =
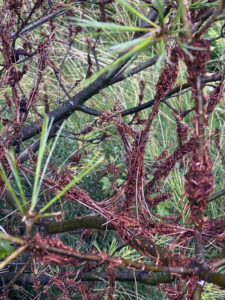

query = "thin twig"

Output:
[[11, 10, 68, 39], [5, 257, 32, 290]]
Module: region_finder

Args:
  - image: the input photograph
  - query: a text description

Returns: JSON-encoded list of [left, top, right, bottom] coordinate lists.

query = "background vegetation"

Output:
[[0, 0, 225, 299]]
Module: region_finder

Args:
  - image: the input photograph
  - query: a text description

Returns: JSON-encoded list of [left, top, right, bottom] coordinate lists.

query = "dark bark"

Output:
[[0, 271, 173, 288], [44, 215, 114, 233], [197, 267, 225, 288]]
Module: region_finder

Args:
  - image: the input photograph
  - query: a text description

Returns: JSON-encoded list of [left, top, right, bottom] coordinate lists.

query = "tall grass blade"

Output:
[[71, 18, 151, 32], [6, 151, 27, 211], [36, 121, 65, 202], [0, 166, 24, 215], [84, 34, 156, 85], [30, 116, 54, 212], [116, 0, 160, 29], [156, 0, 164, 27]]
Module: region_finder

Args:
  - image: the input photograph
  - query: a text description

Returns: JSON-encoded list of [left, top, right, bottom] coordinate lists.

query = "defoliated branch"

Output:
[[0, 271, 173, 288], [11, 10, 68, 39]]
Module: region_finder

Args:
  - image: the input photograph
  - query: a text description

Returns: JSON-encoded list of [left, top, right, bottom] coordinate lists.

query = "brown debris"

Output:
[[29, 233, 80, 266], [184, 145, 214, 227], [160, 281, 184, 300], [175, 115, 190, 145], [214, 128, 225, 168], [183, 40, 210, 88], [146, 137, 196, 191], [147, 193, 171, 208], [206, 82, 225, 116], [155, 46, 181, 102]]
